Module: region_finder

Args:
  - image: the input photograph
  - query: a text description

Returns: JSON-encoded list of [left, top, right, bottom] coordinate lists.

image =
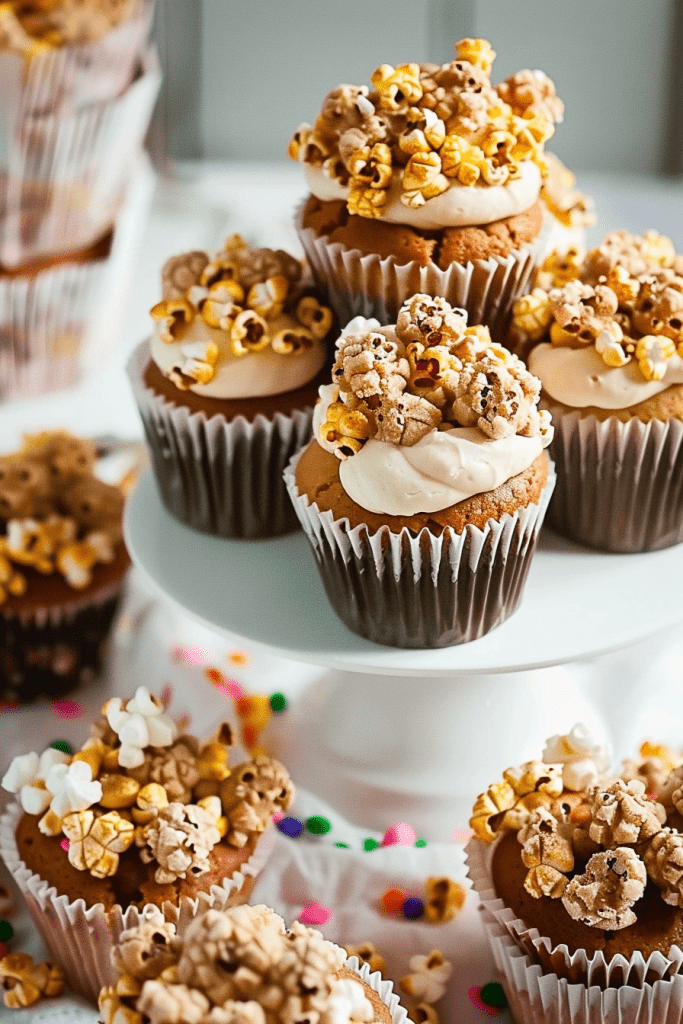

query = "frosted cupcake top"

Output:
[[0, 431, 124, 601], [511, 230, 683, 409], [0, 0, 139, 52], [2, 686, 294, 881], [313, 295, 552, 516], [289, 39, 563, 229], [150, 235, 331, 400], [470, 726, 683, 932], [100, 904, 379, 1024]]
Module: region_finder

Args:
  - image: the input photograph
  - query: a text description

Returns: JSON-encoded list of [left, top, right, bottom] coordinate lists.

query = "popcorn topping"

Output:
[[61, 808, 135, 879], [400, 951, 452, 1004], [561, 848, 647, 930], [44, 759, 103, 818], [0, 953, 64, 1009], [220, 755, 295, 848], [104, 687, 177, 770], [289, 39, 562, 218], [469, 761, 564, 843], [516, 807, 574, 899], [542, 724, 610, 792], [137, 802, 222, 884], [587, 778, 664, 848]]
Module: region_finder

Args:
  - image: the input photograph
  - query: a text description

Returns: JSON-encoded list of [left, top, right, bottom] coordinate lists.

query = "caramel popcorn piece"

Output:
[[424, 877, 466, 922], [99, 986, 145, 1024], [399, 107, 446, 156], [400, 951, 452, 1004], [62, 809, 135, 878], [137, 802, 221, 884], [344, 942, 385, 974], [168, 340, 220, 390], [296, 296, 334, 340], [371, 62, 423, 110], [510, 289, 554, 349], [347, 183, 388, 219], [635, 334, 676, 381], [470, 761, 564, 842], [516, 807, 574, 899], [246, 276, 290, 320], [162, 252, 209, 300], [200, 280, 243, 330], [401, 151, 449, 208], [150, 299, 194, 344], [271, 327, 316, 355], [643, 828, 683, 907], [562, 847, 647, 930], [588, 779, 664, 848], [449, 348, 548, 442], [396, 294, 468, 347], [0, 953, 64, 1009], [230, 310, 270, 357], [497, 69, 564, 125], [584, 229, 677, 282], [632, 274, 683, 346], [219, 755, 295, 847], [621, 743, 680, 799], [128, 738, 201, 804], [132, 783, 170, 825], [319, 400, 373, 460], [439, 134, 486, 186], [455, 38, 496, 75], [374, 391, 442, 446]]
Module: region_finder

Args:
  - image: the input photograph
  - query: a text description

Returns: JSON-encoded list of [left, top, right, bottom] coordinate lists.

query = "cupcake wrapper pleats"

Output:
[[284, 450, 555, 649]]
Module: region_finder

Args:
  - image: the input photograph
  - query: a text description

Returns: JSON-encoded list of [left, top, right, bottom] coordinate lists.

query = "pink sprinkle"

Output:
[[52, 700, 83, 720], [60, 838, 70, 852], [173, 645, 210, 665], [272, 811, 285, 824], [453, 828, 474, 844], [220, 679, 246, 699], [382, 822, 416, 847], [300, 904, 332, 926], [160, 684, 173, 706]]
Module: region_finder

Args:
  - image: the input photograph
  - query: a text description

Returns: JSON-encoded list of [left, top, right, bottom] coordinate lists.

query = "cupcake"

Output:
[[128, 234, 336, 538], [509, 228, 683, 551], [99, 902, 407, 1024], [539, 152, 594, 260], [0, 430, 130, 703], [466, 727, 683, 1024], [0, 686, 295, 1002], [289, 39, 563, 340], [284, 293, 555, 648]]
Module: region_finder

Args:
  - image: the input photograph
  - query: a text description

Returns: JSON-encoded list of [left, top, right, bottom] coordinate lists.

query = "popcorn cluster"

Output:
[[99, 904, 376, 1024], [470, 728, 683, 931], [0, 432, 124, 602], [0, 0, 138, 53], [2, 687, 294, 881], [510, 229, 683, 380], [150, 235, 333, 390], [289, 39, 563, 219], [320, 295, 552, 459], [539, 153, 595, 229]]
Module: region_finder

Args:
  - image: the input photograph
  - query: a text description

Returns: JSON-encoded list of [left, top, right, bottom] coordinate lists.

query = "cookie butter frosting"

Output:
[[313, 299, 552, 516], [289, 39, 563, 225], [511, 229, 683, 408], [149, 235, 331, 400]]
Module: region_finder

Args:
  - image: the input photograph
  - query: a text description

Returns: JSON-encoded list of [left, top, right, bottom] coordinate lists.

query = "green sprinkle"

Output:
[[306, 815, 332, 835], [0, 921, 13, 942], [50, 740, 73, 755], [415, 838, 427, 847], [480, 982, 507, 1009], [270, 692, 287, 712], [334, 842, 349, 848], [363, 838, 380, 851]]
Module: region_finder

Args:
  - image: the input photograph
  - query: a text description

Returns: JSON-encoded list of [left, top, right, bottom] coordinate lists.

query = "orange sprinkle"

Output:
[[228, 650, 250, 667], [205, 667, 224, 686], [242, 724, 258, 748], [236, 696, 255, 717], [382, 887, 407, 914]]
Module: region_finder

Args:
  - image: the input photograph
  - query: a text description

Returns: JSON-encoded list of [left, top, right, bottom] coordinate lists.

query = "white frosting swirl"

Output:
[[529, 343, 683, 410], [305, 161, 541, 231], [151, 316, 326, 400]]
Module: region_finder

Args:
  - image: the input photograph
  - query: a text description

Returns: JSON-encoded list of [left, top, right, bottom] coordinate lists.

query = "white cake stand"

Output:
[[125, 472, 683, 839]]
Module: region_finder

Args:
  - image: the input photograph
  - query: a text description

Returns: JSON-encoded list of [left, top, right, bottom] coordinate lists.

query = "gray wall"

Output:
[[154, 0, 682, 176]]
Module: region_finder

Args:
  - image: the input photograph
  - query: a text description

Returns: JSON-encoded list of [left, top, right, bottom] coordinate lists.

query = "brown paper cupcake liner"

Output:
[[0, 47, 160, 267], [283, 449, 555, 648], [543, 401, 683, 552], [0, 573, 126, 704], [466, 835, 683, 992], [296, 203, 550, 342], [128, 340, 315, 539], [346, 956, 409, 1024], [0, 801, 277, 1003]]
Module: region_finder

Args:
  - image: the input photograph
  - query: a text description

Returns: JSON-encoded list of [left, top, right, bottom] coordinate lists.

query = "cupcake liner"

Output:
[[465, 835, 683, 991], [0, 46, 160, 268], [0, 801, 277, 1003], [0, 151, 155, 399], [0, 571, 125, 704], [283, 448, 555, 648], [296, 203, 550, 342], [346, 956, 409, 1024], [544, 400, 683, 552], [487, 919, 683, 1024], [127, 340, 316, 539]]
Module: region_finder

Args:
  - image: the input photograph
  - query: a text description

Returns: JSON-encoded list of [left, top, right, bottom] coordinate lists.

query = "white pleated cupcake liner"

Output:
[[296, 203, 550, 342], [128, 340, 316, 539], [0, 151, 154, 399], [465, 836, 683, 993], [0, 46, 160, 268], [543, 400, 683, 552], [346, 956, 409, 1024], [283, 448, 555, 648], [0, 801, 277, 1003]]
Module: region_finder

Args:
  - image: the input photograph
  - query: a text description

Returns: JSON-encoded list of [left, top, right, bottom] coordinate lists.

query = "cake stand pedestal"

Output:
[[125, 472, 683, 839]]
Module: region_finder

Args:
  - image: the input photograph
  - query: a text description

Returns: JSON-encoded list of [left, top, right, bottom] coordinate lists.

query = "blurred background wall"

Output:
[[152, 0, 683, 177]]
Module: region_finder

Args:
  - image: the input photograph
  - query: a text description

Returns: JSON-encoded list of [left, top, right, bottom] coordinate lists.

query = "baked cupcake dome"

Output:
[[290, 39, 563, 338], [128, 234, 336, 539], [285, 293, 555, 648], [0, 686, 295, 1001], [510, 229, 683, 552]]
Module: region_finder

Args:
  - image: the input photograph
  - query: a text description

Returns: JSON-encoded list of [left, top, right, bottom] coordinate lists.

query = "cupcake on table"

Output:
[[290, 38, 563, 338], [0, 686, 295, 1002], [466, 725, 683, 1024], [509, 228, 683, 551], [128, 235, 336, 538], [285, 293, 555, 649]]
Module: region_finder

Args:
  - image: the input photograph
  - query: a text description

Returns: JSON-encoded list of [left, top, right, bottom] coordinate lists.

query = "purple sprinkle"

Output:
[[403, 897, 424, 919], [277, 816, 305, 838]]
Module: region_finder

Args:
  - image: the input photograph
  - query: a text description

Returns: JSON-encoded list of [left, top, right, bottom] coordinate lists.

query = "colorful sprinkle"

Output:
[[403, 897, 424, 919], [205, 667, 224, 686], [363, 838, 380, 851], [334, 842, 349, 848], [480, 983, 507, 1009], [415, 838, 427, 847], [299, 903, 332, 926], [160, 684, 173, 706], [382, 823, 416, 847], [221, 679, 245, 699], [0, 922, 12, 942], [381, 888, 407, 914], [468, 986, 499, 1015], [52, 699, 83, 719], [272, 811, 285, 825], [270, 692, 287, 713], [228, 650, 250, 667], [50, 740, 73, 755], [60, 838, 70, 852], [306, 815, 331, 836], [277, 816, 305, 838], [173, 645, 209, 665]]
